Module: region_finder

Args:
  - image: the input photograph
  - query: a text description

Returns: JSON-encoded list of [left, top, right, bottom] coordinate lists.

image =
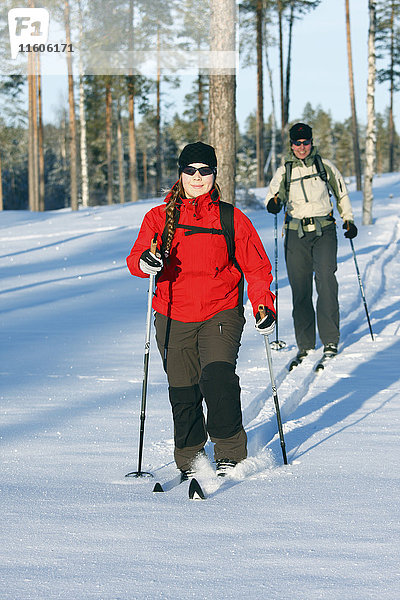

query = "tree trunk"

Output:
[[117, 99, 125, 204], [278, 0, 285, 140], [209, 0, 236, 204], [65, 0, 79, 211], [78, 0, 89, 207], [27, 51, 36, 212], [143, 148, 148, 196], [264, 21, 277, 176], [28, 0, 38, 211], [37, 53, 45, 211], [388, 1, 395, 173], [285, 1, 294, 126], [128, 84, 139, 202], [363, 0, 376, 226], [197, 72, 205, 140], [256, 0, 264, 187], [32, 56, 39, 211], [105, 78, 113, 205], [155, 26, 162, 195], [345, 0, 362, 191], [127, 0, 139, 203], [0, 153, 3, 211]]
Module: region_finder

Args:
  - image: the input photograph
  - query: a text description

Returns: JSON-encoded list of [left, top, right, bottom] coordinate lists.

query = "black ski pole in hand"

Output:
[[259, 305, 288, 465], [349, 239, 374, 341], [270, 214, 286, 350], [126, 234, 159, 478]]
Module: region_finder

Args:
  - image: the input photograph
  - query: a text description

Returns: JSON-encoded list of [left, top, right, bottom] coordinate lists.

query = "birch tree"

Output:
[[363, 0, 377, 226], [64, 0, 79, 211], [78, 0, 89, 207]]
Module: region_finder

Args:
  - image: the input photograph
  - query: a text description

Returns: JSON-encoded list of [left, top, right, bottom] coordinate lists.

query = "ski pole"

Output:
[[126, 234, 158, 478], [270, 213, 286, 350], [349, 238, 374, 341], [259, 306, 288, 465]]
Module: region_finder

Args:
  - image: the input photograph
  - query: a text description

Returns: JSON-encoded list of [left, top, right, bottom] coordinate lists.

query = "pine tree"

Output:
[[0, 76, 25, 210], [363, 0, 377, 226], [209, 0, 237, 204], [345, 0, 362, 191]]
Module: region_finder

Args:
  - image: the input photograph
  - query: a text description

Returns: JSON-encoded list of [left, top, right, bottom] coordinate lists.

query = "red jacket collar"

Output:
[[164, 186, 219, 206]]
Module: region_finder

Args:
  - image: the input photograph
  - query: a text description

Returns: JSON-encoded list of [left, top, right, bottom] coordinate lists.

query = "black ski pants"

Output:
[[284, 223, 339, 351], [154, 308, 247, 471]]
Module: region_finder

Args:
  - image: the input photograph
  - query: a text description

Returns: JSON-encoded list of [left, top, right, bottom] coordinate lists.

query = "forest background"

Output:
[[0, 0, 399, 213]]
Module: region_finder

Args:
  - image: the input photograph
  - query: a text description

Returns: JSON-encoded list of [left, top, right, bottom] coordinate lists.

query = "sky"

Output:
[[1, 170, 400, 599], [237, 0, 379, 127]]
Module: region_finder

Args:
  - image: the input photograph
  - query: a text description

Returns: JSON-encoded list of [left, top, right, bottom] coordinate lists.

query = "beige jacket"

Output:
[[265, 148, 354, 222]]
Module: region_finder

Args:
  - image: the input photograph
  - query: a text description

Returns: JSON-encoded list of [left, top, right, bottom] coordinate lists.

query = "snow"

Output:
[[1, 175, 399, 600]]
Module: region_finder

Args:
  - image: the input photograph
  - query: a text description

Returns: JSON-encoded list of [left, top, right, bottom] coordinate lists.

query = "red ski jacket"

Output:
[[127, 189, 275, 323]]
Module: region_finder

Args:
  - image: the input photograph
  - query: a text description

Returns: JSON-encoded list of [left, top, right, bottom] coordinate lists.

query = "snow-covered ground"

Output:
[[1, 174, 399, 600]]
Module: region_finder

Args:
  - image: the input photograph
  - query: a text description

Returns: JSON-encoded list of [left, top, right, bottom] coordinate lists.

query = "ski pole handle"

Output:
[[259, 305, 267, 319], [150, 234, 158, 255]]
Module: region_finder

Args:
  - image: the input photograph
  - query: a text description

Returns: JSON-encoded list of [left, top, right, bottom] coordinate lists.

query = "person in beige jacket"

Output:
[[265, 123, 358, 366]]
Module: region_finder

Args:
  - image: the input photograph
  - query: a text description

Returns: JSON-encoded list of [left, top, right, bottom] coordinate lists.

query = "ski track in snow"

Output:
[[243, 209, 400, 462], [1, 176, 400, 600], [124, 182, 400, 483]]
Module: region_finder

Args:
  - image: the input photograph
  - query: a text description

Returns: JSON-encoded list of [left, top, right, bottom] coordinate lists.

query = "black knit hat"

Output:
[[178, 141, 217, 172], [289, 122, 313, 142]]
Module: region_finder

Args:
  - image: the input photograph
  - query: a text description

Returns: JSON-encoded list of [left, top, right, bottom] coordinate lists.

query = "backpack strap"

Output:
[[314, 153, 328, 184], [218, 200, 235, 261], [176, 224, 225, 236], [314, 153, 337, 200], [219, 201, 244, 317], [285, 154, 332, 197], [284, 161, 293, 196]]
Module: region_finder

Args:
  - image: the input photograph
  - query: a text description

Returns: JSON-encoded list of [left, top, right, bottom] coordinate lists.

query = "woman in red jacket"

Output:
[[127, 142, 275, 478]]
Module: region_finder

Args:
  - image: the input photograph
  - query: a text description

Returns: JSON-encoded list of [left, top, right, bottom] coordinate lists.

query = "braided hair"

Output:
[[164, 180, 183, 256]]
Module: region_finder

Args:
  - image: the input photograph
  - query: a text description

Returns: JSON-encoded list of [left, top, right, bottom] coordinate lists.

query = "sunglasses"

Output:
[[291, 139, 312, 147], [181, 166, 216, 176]]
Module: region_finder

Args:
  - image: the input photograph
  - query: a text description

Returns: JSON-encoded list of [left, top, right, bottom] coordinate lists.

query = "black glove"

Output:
[[266, 196, 282, 215], [255, 307, 276, 336], [343, 221, 358, 239], [139, 249, 163, 275]]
